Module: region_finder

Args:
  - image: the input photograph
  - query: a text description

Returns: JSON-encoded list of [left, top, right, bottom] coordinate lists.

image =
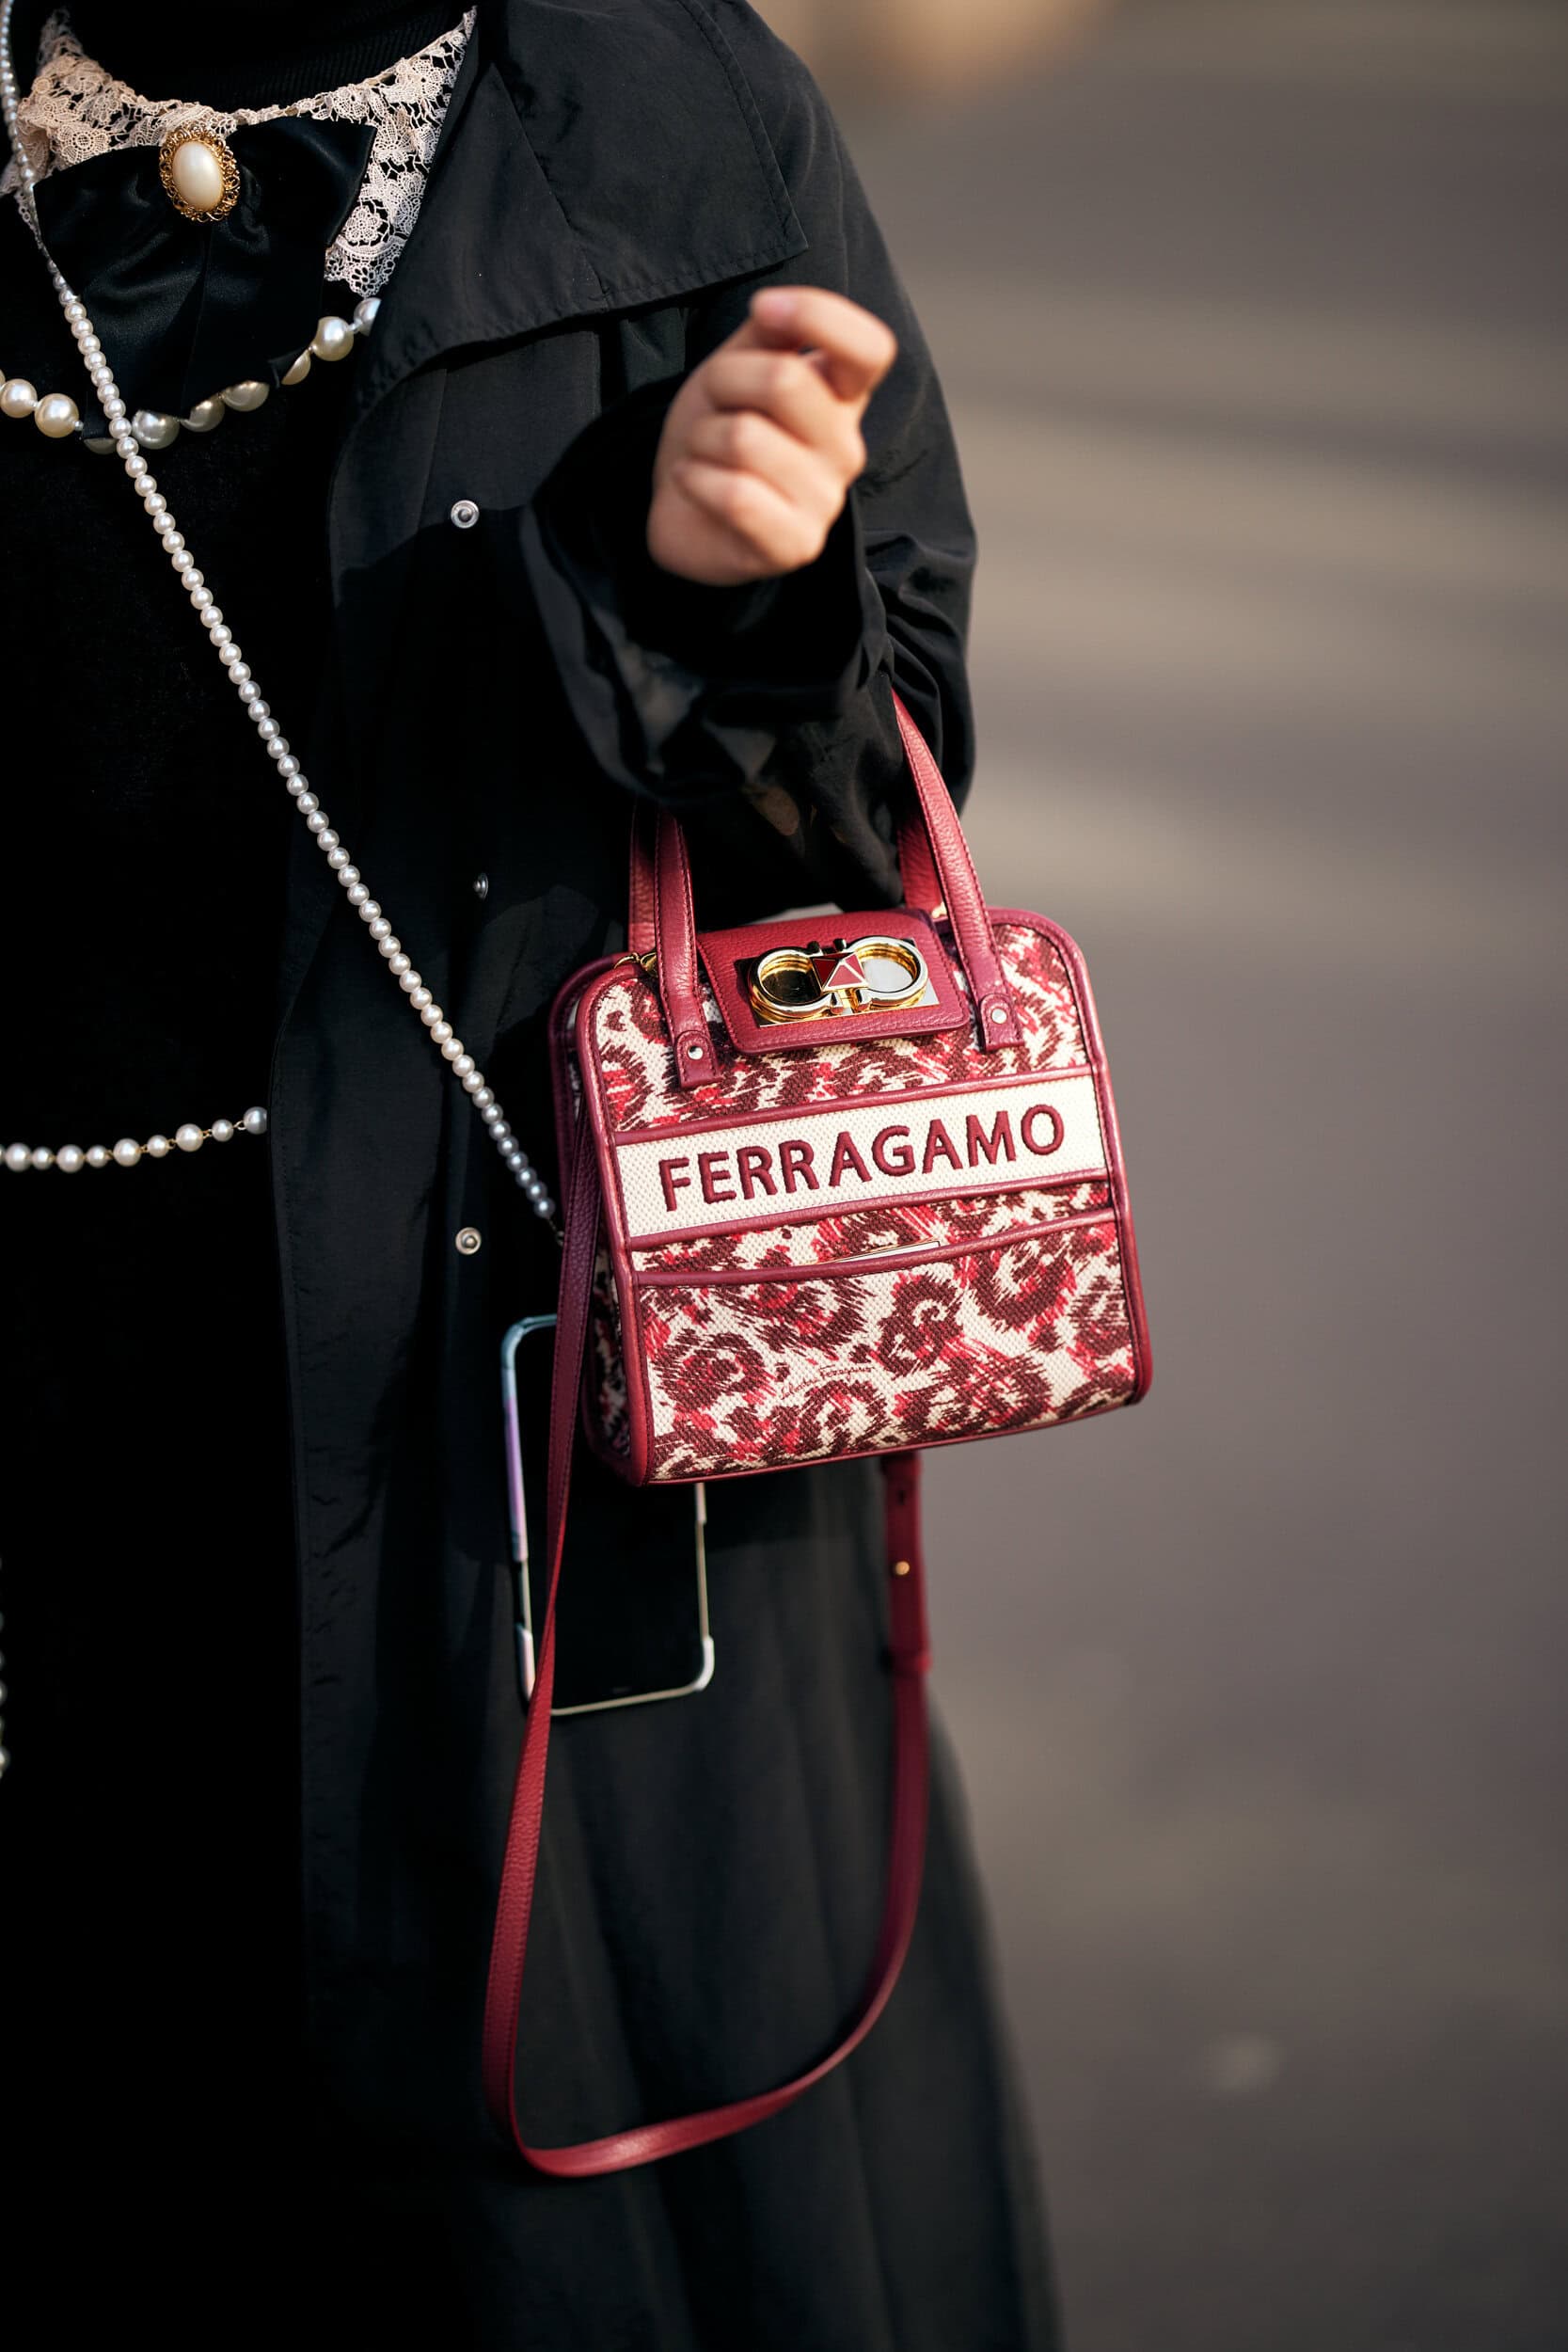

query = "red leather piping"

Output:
[[622, 1168, 1110, 1253], [633, 1206, 1118, 1285], [480, 1123, 933, 2175], [625, 1177, 1108, 1255]]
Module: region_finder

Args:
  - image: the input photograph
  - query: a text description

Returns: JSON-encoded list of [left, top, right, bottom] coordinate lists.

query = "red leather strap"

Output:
[[895, 804, 942, 918], [481, 1127, 933, 2175], [627, 803, 657, 958], [652, 808, 719, 1089], [647, 691, 1019, 1069], [888, 692, 1022, 1046]]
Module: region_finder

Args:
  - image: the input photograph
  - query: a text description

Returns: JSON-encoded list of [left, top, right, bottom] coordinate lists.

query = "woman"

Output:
[[0, 1, 1058, 2341]]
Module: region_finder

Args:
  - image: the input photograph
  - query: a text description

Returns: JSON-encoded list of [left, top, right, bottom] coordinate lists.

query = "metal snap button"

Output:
[[472, 870, 489, 900], [450, 498, 480, 530], [455, 1226, 483, 1256]]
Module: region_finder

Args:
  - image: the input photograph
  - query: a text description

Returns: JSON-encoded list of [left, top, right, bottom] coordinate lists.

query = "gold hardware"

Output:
[[892, 1559, 912, 1578], [158, 123, 242, 224], [747, 946, 828, 1023], [749, 934, 930, 1025]]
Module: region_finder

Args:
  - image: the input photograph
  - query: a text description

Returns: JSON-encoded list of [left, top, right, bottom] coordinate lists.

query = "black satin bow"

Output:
[[35, 115, 375, 420]]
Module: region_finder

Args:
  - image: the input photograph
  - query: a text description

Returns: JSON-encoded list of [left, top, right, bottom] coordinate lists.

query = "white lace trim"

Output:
[[3, 8, 475, 299]]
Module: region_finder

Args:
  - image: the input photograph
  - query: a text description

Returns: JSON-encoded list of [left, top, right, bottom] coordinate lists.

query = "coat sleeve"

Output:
[[511, 11, 977, 918]]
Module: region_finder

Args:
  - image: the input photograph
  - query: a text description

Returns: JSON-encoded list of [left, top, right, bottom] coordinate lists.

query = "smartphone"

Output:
[[501, 1315, 714, 1716]]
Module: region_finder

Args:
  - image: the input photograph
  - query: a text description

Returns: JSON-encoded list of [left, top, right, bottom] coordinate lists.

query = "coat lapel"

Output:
[[352, 0, 808, 421]]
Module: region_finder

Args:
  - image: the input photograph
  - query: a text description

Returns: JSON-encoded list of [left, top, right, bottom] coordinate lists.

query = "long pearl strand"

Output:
[[0, 0, 556, 1228]]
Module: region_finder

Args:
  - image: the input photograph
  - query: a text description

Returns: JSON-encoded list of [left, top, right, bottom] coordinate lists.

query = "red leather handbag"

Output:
[[483, 692, 1151, 2174]]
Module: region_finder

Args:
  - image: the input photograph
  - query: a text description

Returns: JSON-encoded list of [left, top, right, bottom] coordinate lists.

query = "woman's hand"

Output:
[[647, 287, 897, 587]]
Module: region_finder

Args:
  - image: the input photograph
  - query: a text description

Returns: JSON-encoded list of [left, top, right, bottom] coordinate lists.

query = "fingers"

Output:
[[685, 405, 843, 505], [729, 285, 898, 405], [647, 287, 895, 585], [697, 350, 866, 478], [671, 458, 829, 577]]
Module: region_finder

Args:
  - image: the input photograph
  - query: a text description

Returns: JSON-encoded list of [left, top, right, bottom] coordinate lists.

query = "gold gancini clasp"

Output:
[[159, 123, 242, 224], [749, 935, 931, 1025]]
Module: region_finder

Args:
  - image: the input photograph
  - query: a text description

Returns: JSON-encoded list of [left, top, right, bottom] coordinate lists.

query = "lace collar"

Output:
[[5, 7, 476, 297]]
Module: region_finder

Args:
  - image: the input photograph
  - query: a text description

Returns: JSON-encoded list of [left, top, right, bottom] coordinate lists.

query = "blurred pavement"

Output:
[[838, 6, 1568, 2347]]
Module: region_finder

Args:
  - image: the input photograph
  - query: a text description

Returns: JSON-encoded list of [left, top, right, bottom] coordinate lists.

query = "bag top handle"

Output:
[[628, 689, 1022, 1089]]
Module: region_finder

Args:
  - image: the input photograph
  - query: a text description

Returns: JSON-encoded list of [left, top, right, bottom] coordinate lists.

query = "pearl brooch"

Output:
[[158, 121, 241, 223]]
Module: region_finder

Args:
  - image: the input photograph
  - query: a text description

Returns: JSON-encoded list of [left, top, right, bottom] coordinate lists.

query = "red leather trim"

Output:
[[696, 910, 967, 1056], [622, 1167, 1110, 1252], [611, 1234, 656, 1486], [546, 956, 619, 1200], [564, 1017, 655, 1480], [606, 1061, 1099, 1147], [633, 1208, 1117, 1286], [986, 909, 1153, 1404], [481, 1080, 932, 2173]]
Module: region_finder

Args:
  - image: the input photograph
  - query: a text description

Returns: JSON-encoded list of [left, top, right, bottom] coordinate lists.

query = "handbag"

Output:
[[483, 691, 1151, 2174]]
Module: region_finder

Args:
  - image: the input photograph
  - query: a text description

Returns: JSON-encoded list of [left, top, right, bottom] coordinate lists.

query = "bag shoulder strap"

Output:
[[480, 1122, 933, 2176]]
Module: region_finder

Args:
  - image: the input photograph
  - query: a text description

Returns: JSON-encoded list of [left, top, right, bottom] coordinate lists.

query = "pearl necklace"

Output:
[[6, 1106, 270, 1173], [0, 0, 557, 1229], [1, 294, 377, 455]]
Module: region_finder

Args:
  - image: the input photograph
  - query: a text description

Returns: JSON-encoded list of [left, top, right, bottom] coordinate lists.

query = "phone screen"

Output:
[[503, 1317, 712, 1714]]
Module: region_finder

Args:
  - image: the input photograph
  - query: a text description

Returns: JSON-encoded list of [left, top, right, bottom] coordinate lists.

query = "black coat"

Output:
[[6, 3, 1056, 2341]]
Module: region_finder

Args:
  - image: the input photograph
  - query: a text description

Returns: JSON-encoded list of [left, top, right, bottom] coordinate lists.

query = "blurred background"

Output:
[[763, 2, 1568, 2346]]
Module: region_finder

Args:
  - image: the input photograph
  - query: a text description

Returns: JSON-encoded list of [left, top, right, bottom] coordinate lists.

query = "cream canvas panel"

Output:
[[612, 1073, 1108, 1239]]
